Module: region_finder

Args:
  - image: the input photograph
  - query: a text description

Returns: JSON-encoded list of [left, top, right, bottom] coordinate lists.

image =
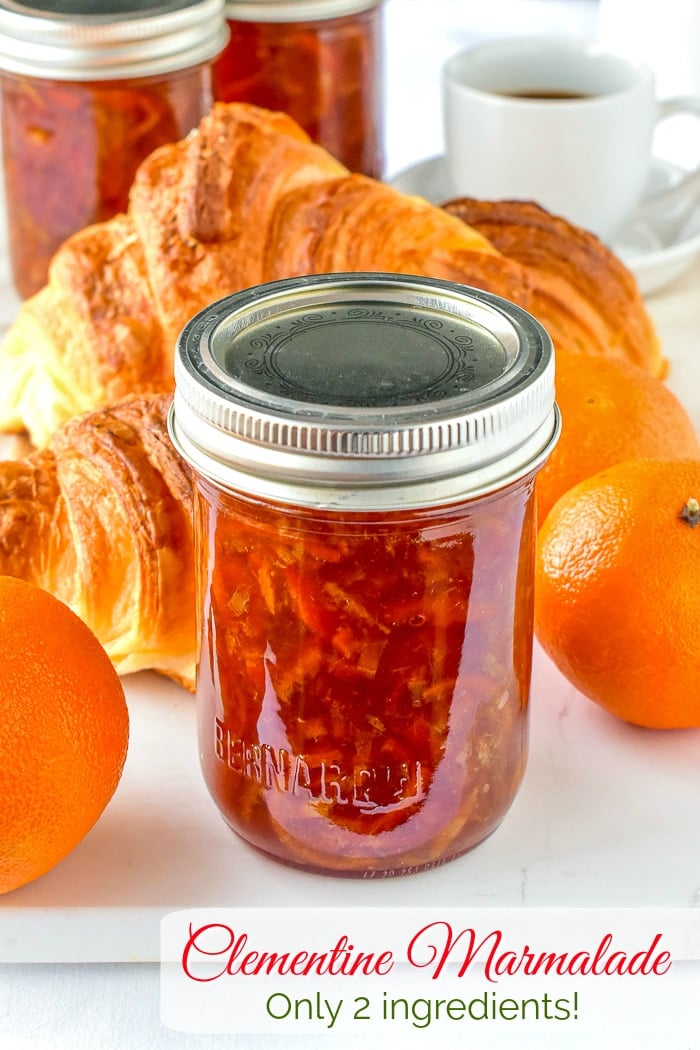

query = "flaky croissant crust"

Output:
[[0, 394, 196, 689], [0, 102, 662, 446]]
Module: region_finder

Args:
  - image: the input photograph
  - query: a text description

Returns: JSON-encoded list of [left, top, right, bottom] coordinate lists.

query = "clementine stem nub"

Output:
[[679, 498, 700, 527]]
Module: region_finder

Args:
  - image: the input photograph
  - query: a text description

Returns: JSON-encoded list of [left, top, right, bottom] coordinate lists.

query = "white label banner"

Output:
[[160, 907, 700, 1042]]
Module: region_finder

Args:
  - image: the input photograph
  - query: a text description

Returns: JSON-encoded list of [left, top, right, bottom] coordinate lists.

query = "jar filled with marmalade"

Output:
[[0, 0, 229, 298], [215, 0, 383, 176], [169, 273, 560, 878]]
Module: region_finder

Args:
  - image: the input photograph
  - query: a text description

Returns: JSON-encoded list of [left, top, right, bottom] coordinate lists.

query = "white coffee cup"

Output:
[[442, 36, 700, 240]]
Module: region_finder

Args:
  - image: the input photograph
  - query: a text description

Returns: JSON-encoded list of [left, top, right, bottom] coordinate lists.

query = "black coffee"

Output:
[[500, 89, 592, 100]]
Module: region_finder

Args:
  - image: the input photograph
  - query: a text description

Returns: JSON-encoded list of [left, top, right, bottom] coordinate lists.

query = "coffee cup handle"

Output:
[[635, 96, 700, 235]]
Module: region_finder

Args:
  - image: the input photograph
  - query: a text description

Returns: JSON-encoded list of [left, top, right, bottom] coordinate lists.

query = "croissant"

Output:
[[0, 102, 662, 447], [442, 197, 667, 380], [0, 393, 196, 690]]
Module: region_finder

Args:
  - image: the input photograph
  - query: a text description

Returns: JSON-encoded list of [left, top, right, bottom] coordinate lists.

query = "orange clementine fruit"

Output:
[[0, 576, 129, 894], [535, 458, 700, 729], [537, 349, 700, 528]]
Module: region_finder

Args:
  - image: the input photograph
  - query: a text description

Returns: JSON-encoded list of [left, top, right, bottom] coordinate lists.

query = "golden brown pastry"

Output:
[[442, 198, 664, 377], [0, 102, 663, 447], [0, 393, 196, 689]]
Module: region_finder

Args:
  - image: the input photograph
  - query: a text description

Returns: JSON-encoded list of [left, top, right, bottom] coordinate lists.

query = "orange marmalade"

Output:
[[0, 1, 228, 298], [169, 273, 560, 877], [215, 1, 383, 176]]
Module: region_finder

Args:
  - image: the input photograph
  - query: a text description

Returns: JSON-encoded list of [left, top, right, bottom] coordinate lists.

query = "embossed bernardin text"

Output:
[[214, 719, 425, 811]]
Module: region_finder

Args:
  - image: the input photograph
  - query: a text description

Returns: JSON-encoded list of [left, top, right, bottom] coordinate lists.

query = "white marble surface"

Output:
[[3, 632, 700, 964], [2, 1, 700, 1047]]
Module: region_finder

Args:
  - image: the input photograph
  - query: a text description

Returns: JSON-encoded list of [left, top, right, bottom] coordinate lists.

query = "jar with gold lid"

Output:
[[215, 0, 383, 176], [0, 0, 229, 298], [169, 272, 560, 878]]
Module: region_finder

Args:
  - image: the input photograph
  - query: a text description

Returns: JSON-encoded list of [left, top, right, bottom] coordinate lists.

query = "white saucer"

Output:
[[389, 155, 700, 297]]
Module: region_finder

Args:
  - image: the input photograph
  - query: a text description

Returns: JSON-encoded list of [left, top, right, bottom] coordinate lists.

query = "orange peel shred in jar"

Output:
[[169, 273, 560, 878], [215, 0, 383, 176], [0, 0, 229, 298]]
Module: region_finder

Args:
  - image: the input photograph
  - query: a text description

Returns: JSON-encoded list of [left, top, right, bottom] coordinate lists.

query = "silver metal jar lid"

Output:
[[169, 272, 559, 511], [225, 1, 380, 23], [0, 0, 228, 81]]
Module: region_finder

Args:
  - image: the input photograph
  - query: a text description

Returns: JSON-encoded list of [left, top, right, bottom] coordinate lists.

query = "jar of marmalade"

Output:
[[215, 0, 383, 176], [0, 0, 229, 298], [169, 273, 560, 878]]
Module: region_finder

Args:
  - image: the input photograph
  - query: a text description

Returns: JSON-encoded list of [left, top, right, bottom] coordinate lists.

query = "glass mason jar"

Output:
[[169, 272, 560, 878], [215, 0, 383, 176], [0, 0, 229, 298]]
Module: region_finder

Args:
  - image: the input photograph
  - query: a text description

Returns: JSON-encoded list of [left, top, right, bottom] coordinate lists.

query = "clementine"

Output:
[[535, 458, 700, 729], [0, 576, 129, 894], [537, 349, 700, 528]]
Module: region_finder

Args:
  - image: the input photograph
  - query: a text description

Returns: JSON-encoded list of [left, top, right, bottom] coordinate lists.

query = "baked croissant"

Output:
[[0, 102, 663, 447], [0, 393, 196, 689], [442, 197, 666, 380]]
